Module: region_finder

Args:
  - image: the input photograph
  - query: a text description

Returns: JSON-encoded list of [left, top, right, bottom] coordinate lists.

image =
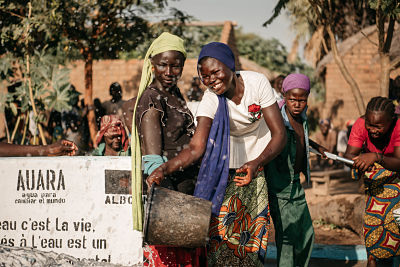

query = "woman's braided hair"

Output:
[[366, 96, 395, 118]]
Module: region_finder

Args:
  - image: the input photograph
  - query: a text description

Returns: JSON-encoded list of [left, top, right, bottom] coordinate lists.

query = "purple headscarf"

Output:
[[282, 73, 310, 93], [278, 73, 311, 108]]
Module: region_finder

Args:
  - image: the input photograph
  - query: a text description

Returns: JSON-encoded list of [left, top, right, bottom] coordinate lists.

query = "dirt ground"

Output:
[[268, 168, 365, 246], [268, 217, 364, 246]]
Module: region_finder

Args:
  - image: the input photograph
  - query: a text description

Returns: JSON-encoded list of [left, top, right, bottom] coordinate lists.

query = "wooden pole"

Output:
[[25, 2, 47, 145]]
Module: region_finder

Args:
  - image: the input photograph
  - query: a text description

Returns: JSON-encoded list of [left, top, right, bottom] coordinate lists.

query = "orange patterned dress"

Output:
[[207, 168, 269, 267]]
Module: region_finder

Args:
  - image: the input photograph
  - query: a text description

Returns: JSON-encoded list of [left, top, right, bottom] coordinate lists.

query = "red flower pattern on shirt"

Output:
[[248, 104, 262, 123]]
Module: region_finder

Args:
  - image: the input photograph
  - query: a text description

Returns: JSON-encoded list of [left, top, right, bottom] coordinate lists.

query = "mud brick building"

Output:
[[316, 25, 400, 129], [68, 21, 275, 102]]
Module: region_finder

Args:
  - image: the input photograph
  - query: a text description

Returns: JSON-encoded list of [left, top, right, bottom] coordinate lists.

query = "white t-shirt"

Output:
[[197, 71, 276, 168], [186, 101, 200, 125]]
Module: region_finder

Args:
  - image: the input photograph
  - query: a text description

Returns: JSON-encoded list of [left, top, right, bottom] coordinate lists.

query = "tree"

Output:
[[265, 0, 399, 114], [370, 0, 399, 96], [52, 0, 152, 146], [1, 0, 186, 146], [308, 0, 366, 115], [235, 30, 324, 101], [119, 13, 221, 59], [0, 0, 72, 144]]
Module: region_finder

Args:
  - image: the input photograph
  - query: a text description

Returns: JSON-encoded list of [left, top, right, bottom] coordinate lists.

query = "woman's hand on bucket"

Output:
[[146, 165, 166, 189]]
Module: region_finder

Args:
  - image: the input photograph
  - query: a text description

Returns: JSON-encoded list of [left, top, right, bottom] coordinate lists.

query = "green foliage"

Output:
[[0, 47, 73, 116], [54, 0, 152, 60], [0, 0, 63, 57], [263, 0, 290, 26], [369, 0, 400, 17], [235, 30, 324, 100], [0, 0, 74, 124], [285, 0, 317, 41], [119, 9, 220, 59], [236, 32, 290, 72], [32, 50, 73, 113]]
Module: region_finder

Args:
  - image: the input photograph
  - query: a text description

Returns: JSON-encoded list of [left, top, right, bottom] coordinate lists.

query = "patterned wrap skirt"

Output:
[[207, 168, 270, 267], [353, 163, 400, 259]]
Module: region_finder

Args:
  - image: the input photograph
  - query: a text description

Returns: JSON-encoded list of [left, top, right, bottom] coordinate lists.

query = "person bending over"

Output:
[[344, 96, 400, 267], [147, 42, 286, 266]]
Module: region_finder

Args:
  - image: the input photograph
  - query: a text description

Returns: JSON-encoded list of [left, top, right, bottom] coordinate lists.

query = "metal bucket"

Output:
[[143, 185, 212, 248]]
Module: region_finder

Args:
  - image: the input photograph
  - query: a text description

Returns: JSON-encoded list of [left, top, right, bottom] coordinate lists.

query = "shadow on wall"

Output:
[[122, 70, 141, 98], [329, 99, 344, 122], [308, 106, 320, 133], [308, 99, 344, 133]]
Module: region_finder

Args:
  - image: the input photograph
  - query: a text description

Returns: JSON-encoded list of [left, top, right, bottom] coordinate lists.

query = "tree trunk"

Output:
[[287, 35, 299, 64], [376, 9, 395, 98], [379, 54, 391, 97], [327, 26, 365, 116], [84, 51, 98, 148]]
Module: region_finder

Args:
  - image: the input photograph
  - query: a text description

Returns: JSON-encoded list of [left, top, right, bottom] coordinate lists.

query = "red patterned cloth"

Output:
[[143, 245, 207, 267], [95, 115, 129, 151]]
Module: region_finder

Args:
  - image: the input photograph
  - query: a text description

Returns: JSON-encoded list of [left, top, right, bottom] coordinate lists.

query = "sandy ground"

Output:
[[268, 168, 365, 246]]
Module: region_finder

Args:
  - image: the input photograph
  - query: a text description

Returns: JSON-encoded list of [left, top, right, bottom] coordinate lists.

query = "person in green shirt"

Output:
[[266, 73, 328, 267]]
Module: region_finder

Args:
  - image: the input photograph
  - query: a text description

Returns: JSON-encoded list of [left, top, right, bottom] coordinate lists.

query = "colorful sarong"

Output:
[[352, 163, 400, 259], [208, 168, 269, 267], [143, 246, 206, 267]]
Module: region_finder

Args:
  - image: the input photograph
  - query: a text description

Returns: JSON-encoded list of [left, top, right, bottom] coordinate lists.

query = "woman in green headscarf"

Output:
[[131, 32, 202, 266]]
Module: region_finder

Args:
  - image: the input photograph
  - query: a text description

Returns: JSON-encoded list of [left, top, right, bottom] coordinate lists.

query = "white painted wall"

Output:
[[0, 156, 142, 266]]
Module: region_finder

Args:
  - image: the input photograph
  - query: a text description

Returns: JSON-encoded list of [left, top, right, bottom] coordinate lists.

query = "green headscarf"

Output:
[[131, 32, 187, 231]]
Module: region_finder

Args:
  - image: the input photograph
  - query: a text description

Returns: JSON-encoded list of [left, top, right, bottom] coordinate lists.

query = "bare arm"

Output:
[[253, 103, 287, 166], [378, 147, 400, 171], [309, 138, 328, 158], [344, 145, 362, 160], [346, 144, 400, 172], [234, 103, 287, 186], [328, 131, 338, 152], [0, 140, 77, 157], [146, 116, 212, 186], [140, 108, 163, 155]]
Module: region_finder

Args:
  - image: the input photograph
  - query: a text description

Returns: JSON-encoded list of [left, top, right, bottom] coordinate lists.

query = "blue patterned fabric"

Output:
[[194, 95, 230, 215]]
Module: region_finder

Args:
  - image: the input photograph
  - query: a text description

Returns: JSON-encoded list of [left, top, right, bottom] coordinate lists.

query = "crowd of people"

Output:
[[2, 31, 400, 267], [1, 81, 136, 156]]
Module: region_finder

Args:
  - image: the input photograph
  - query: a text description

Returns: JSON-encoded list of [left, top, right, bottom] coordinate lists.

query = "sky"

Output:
[[166, 0, 296, 50]]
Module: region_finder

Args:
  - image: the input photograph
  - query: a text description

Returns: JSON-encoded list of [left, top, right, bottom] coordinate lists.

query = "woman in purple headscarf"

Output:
[[147, 42, 287, 266]]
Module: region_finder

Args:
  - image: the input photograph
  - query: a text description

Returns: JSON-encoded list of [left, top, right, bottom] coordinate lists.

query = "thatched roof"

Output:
[[316, 25, 400, 74]]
